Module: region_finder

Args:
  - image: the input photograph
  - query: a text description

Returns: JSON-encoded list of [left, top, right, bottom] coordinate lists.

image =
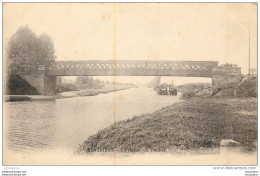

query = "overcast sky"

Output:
[[3, 3, 257, 75]]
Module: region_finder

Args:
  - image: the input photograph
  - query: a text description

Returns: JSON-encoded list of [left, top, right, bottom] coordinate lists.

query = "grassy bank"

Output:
[[177, 75, 257, 99], [78, 97, 257, 154]]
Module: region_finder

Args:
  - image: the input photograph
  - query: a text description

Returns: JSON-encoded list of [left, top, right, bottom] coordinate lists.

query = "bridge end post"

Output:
[[212, 66, 242, 95], [18, 65, 46, 95], [18, 65, 57, 96]]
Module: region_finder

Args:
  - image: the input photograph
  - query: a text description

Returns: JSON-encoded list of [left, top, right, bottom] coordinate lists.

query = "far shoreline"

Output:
[[4, 85, 137, 102]]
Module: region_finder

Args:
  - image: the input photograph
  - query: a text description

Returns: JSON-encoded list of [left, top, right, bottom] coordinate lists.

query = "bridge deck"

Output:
[[46, 60, 218, 77]]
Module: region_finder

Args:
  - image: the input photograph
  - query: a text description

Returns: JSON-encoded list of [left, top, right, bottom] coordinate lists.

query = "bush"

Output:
[[196, 88, 212, 97], [181, 90, 197, 99], [235, 75, 257, 97], [56, 84, 77, 93], [215, 75, 257, 98], [178, 83, 211, 93], [214, 82, 238, 97], [179, 83, 212, 99]]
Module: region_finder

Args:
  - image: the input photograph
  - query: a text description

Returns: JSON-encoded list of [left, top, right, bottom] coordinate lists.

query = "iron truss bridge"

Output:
[[46, 60, 218, 77]]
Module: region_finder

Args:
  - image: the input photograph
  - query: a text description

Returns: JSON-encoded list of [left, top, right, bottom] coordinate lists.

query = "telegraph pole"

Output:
[[248, 23, 251, 75]]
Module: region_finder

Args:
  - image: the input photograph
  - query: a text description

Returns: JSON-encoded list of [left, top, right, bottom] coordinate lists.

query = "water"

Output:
[[4, 87, 181, 153]]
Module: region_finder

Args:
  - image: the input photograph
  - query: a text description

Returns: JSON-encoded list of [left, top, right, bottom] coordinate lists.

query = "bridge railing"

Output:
[[18, 65, 46, 73]]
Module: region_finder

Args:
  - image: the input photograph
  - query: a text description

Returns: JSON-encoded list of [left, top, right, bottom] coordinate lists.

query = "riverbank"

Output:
[[78, 97, 257, 154], [59, 85, 137, 97], [4, 85, 137, 102], [4, 95, 59, 102]]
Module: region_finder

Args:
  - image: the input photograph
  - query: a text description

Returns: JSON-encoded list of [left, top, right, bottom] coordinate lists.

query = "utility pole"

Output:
[[248, 23, 251, 75]]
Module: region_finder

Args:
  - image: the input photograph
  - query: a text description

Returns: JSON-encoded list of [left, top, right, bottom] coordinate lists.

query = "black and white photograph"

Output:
[[2, 2, 258, 168]]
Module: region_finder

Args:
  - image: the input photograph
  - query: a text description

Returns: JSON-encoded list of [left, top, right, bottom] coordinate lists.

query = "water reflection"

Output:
[[6, 101, 56, 152]]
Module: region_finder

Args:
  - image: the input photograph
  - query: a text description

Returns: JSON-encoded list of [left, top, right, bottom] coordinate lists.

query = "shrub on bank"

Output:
[[56, 84, 77, 93], [214, 82, 238, 98], [179, 75, 257, 99], [177, 83, 212, 99], [177, 83, 211, 94], [180, 90, 197, 99], [215, 75, 257, 98], [178, 83, 212, 99], [235, 75, 257, 98]]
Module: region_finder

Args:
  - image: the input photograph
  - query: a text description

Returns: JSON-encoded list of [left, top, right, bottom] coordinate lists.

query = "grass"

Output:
[[78, 97, 257, 154]]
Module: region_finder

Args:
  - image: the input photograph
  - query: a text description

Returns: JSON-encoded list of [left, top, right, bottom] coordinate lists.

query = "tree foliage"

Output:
[[76, 76, 105, 89], [7, 26, 56, 73]]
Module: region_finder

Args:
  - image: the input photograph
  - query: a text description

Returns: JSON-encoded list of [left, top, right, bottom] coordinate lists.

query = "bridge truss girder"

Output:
[[47, 60, 219, 77]]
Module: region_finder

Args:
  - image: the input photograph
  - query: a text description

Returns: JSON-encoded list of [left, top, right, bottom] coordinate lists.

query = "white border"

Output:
[[0, 1, 259, 176]]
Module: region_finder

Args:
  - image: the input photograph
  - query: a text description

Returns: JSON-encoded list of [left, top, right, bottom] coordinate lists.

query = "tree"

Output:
[[7, 26, 56, 73], [38, 33, 56, 66], [7, 27, 37, 72], [76, 76, 105, 89]]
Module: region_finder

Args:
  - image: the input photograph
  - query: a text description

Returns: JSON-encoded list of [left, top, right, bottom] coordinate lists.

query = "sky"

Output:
[[3, 3, 257, 84]]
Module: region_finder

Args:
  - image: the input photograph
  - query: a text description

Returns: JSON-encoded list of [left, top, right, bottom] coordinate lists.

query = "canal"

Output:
[[4, 87, 181, 154]]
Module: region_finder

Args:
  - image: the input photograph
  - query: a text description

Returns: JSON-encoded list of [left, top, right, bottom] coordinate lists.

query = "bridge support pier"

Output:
[[212, 66, 242, 95], [44, 76, 56, 96], [18, 65, 56, 96]]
